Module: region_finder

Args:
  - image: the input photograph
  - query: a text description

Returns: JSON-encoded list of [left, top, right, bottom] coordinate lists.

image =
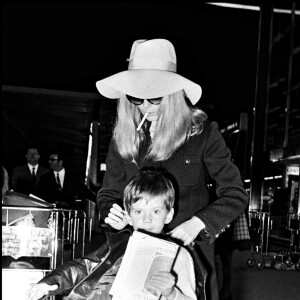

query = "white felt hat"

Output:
[[96, 39, 202, 105]]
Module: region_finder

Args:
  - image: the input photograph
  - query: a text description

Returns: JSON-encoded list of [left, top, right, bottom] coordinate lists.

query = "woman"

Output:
[[96, 39, 248, 300]]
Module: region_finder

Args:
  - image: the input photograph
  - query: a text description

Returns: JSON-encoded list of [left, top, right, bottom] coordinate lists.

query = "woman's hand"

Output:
[[104, 203, 128, 230], [168, 217, 205, 246], [26, 283, 58, 300], [148, 271, 176, 300]]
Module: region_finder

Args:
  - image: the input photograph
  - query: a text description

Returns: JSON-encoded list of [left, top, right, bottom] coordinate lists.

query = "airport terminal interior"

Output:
[[2, 2, 300, 300]]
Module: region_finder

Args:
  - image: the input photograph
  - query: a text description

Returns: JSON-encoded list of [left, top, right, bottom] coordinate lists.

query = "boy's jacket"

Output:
[[40, 229, 207, 299]]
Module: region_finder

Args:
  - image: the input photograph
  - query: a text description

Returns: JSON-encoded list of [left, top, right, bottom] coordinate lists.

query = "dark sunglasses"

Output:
[[49, 158, 58, 162], [126, 94, 163, 106]]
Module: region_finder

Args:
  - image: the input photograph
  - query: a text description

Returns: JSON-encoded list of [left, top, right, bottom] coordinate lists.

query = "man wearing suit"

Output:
[[11, 147, 50, 196], [38, 151, 95, 208]]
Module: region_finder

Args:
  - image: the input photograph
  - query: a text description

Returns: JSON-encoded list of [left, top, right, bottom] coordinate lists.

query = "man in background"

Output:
[[11, 147, 50, 196], [38, 151, 95, 208]]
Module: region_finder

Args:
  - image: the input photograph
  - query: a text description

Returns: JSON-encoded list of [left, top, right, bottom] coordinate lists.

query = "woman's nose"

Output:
[[142, 100, 151, 109]]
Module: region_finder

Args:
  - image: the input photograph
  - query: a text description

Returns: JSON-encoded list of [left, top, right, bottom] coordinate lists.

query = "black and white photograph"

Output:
[[2, 2, 300, 300]]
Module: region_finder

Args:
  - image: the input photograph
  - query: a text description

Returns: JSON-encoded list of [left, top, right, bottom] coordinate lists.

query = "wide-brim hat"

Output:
[[96, 39, 202, 105]]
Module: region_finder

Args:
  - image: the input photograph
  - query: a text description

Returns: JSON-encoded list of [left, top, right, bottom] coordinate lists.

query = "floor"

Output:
[[220, 249, 300, 300]]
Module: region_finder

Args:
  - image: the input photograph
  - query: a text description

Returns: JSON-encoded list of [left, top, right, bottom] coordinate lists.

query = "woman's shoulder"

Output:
[[202, 120, 220, 131], [190, 120, 220, 142]]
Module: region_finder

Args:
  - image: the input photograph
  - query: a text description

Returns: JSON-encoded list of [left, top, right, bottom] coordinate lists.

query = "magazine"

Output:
[[110, 231, 179, 300]]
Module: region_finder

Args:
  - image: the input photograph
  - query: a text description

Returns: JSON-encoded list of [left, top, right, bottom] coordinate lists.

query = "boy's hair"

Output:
[[123, 170, 175, 212]]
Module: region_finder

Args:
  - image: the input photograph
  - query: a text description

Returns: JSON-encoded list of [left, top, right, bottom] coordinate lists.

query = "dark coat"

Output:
[[97, 120, 249, 300], [11, 164, 50, 196], [38, 170, 95, 208], [39, 230, 130, 299]]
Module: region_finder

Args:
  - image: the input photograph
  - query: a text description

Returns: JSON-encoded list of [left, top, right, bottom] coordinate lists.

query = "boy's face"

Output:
[[126, 195, 174, 234]]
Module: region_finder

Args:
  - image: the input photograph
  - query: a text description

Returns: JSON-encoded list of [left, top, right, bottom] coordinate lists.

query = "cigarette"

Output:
[[137, 113, 149, 131]]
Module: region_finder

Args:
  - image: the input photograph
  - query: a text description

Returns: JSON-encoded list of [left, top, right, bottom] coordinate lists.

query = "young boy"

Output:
[[26, 170, 197, 300]]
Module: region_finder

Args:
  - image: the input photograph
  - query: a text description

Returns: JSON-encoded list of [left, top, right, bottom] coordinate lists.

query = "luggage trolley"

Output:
[[247, 210, 278, 269], [2, 205, 57, 300], [2, 205, 88, 300], [286, 212, 300, 270], [247, 210, 299, 270]]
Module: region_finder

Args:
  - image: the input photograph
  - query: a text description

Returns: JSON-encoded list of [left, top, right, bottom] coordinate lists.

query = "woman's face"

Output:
[[137, 100, 161, 122]]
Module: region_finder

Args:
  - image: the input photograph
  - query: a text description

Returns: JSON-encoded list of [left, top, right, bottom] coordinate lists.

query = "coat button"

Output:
[[185, 159, 190, 164], [106, 260, 111, 265]]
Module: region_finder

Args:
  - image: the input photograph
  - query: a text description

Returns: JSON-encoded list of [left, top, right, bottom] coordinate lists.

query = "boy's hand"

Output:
[[149, 271, 176, 300], [26, 283, 58, 300], [104, 203, 128, 230]]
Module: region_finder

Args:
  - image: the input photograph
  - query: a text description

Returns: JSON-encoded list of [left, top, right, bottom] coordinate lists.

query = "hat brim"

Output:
[[96, 70, 202, 105]]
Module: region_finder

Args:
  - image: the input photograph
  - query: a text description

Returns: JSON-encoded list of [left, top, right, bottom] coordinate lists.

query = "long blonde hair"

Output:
[[113, 90, 207, 163]]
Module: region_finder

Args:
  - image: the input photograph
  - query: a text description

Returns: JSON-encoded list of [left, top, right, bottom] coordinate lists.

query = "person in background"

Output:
[[11, 147, 50, 196], [38, 151, 95, 208], [2, 165, 9, 199], [26, 170, 198, 300], [95, 38, 249, 300], [3, 159, 51, 270]]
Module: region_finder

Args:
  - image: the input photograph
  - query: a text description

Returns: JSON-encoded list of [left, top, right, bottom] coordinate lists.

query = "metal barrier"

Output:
[[2, 205, 87, 267], [86, 199, 96, 241]]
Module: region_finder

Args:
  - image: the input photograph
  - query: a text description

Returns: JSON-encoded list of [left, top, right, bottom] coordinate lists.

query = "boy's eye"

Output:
[[134, 210, 141, 215], [154, 209, 161, 214]]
